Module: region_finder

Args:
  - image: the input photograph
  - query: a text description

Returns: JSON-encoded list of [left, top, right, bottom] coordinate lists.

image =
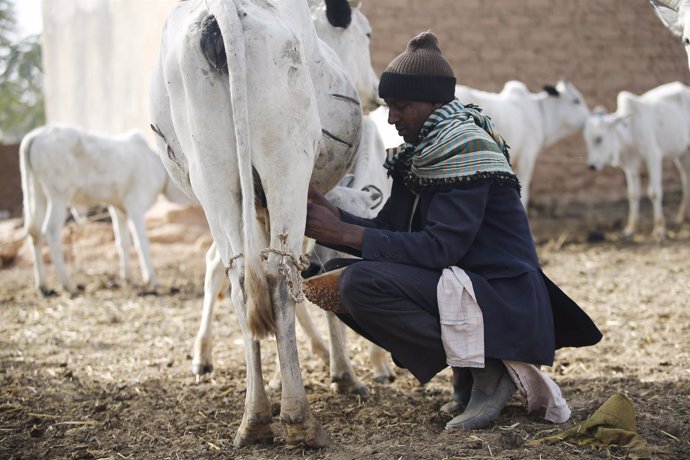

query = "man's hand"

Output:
[[308, 185, 340, 217], [305, 202, 344, 243], [306, 201, 364, 249]]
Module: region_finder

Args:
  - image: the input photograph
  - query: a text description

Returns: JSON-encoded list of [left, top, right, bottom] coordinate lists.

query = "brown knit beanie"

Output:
[[378, 31, 456, 103]]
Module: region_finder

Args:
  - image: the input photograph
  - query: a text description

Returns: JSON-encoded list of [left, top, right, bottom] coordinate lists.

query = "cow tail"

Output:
[[19, 129, 41, 238], [206, 0, 275, 338]]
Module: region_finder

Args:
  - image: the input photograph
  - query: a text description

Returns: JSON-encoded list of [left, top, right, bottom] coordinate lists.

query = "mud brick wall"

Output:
[[0, 143, 22, 218], [362, 0, 690, 208]]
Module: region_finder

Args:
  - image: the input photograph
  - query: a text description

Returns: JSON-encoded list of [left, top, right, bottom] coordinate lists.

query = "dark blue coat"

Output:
[[336, 177, 601, 366]]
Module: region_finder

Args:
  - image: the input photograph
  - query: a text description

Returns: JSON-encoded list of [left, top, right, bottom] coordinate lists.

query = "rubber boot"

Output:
[[445, 359, 516, 430], [440, 367, 473, 415]]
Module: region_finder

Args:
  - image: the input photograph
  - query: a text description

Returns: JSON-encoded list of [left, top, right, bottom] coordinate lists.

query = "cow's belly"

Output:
[[70, 182, 123, 208]]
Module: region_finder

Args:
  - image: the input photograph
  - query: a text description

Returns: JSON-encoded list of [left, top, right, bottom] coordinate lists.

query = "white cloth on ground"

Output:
[[437, 266, 571, 424]]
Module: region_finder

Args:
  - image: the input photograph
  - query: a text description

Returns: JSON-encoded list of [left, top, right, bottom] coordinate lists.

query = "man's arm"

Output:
[[305, 202, 364, 250]]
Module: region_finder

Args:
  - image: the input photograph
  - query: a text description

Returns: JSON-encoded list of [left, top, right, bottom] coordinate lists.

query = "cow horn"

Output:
[[325, 0, 352, 28], [655, 0, 682, 10]]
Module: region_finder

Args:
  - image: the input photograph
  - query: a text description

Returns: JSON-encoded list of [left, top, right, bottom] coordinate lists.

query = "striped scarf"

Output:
[[384, 99, 520, 193]]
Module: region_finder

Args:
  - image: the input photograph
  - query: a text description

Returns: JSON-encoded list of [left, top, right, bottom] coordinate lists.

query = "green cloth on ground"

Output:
[[527, 393, 653, 459]]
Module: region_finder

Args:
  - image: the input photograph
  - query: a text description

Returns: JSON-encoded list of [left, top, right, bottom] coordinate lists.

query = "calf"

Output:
[[583, 81, 690, 238], [19, 124, 192, 295]]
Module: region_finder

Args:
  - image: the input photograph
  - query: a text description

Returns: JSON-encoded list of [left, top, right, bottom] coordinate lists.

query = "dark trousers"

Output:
[[328, 259, 448, 384]]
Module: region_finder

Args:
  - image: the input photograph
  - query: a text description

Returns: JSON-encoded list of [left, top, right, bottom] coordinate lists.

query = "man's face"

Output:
[[385, 98, 443, 143]]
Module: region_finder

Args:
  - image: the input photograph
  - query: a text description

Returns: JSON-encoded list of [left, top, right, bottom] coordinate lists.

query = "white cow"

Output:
[[651, 0, 690, 71], [150, 0, 364, 447], [19, 124, 192, 296], [189, 1, 385, 395], [370, 80, 590, 208], [583, 82, 690, 238]]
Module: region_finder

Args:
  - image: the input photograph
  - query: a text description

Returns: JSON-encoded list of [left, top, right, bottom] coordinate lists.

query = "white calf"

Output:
[[151, 0, 362, 447], [370, 80, 590, 208], [583, 81, 690, 238], [19, 124, 191, 296], [651, 0, 690, 71]]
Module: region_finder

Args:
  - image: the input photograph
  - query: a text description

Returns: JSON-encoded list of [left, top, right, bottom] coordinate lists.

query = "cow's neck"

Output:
[[535, 93, 573, 149]]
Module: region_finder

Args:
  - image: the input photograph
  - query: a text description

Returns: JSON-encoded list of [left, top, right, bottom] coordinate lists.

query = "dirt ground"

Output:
[[1, 196, 689, 460]]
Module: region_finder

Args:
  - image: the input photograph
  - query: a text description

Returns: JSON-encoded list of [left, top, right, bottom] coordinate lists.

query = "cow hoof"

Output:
[[331, 377, 369, 398], [284, 413, 331, 448], [233, 422, 274, 447], [192, 361, 213, 376], [137, 289, 158, 297], [40, 287, 58, 297], [372, 374, 396, 384]]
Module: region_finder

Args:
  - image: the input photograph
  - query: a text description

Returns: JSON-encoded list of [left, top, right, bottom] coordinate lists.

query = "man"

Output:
[[305, 31, 601, 429]]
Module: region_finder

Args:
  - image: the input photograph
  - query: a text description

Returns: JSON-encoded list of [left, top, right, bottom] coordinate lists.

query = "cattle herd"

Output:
[[11, 0, 690, 449]]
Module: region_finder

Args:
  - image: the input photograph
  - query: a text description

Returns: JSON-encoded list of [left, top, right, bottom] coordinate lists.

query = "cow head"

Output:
[[583, 107, 627, 171], [541, 80, 590, 144], [312, 0, 382, 113], [651, 0, 690, 70]]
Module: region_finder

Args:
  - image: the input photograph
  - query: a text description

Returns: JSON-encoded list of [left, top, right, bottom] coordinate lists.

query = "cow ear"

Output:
[[325, 0, 352, 28], [651, 3, 683, 36], [543, 85, 560, 97]]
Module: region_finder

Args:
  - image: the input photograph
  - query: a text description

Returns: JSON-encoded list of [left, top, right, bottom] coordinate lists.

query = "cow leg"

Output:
[[326, 312, 368, 396], [43, 199, 77, 294], [193, 242, 226, 376], [622, 167, 641, 238], [673, 154, 690, 224], [369, 342, 395, 384], [296, 302, 330, 366], [646, 155, 667, 239], [269, 301, 330, 391], [126, 211, 158, 292], [108, 206, 133, 285], [28, 232, 52, 296], [274, 295, 331, 448], [220, 246, 274, 445], [25, 183, 52, 295], [261, 161, 329, 447]]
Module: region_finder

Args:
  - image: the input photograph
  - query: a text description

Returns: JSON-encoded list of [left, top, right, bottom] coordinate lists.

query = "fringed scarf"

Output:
[[384, 99, 521, 194]]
